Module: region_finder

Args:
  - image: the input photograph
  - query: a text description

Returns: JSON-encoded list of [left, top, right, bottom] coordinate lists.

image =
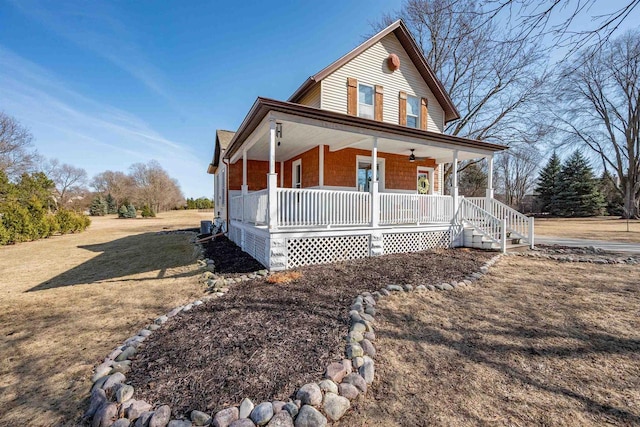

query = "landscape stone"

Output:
[[191, 410, 212, 426], [427, 284, 436, 291], [363, 295, 376, 306], [135, 411, 155, 427], [167, 307, 183, 317], [380, 289, 390, 296], [353, 357, 364, 368], [345, 343, 363, 359], [349, 311, 362, 323], [213, 407, 239, 427], [360, 356, 375, 384], [149, 405, 171, 427], [324, 362, 347, 383], [265, 411, 294, 427], [403, 284, 413, 292], [92, 402, 117, 427], [318, 379, 338, 394], [342, 373, 367, 393], [364, 306, 376, 316], [148, 324, 161, 331], [115, 346, 136, 362], [346, 330, 363, 343], [341, 359, 353, 375], [155, 315, 168, 325], [250, 402, 274, 426], [293, 405, 326, 427], [338, 383, 359, 400], [92, 363, 113, 383], [113, 419, 132, 427], [386, 284, 404, 292], [110, 360, 132, 375], [182, 304, 194, 312], [239, 398, 254, 418], [296, 383, 322, 407], [442, 283, 454, 291], [271, 401, 286, 413], [229, 420, 256, 427], [282, 403, 298, 419], [360, 339, 376, 357], [360, 313, 374, 323], [363, 332, 376, 341], [116, 384, 135, 403], [350, 322, 366, 334], [167, 421, 192, 427], [126, 401, 153, 421], [322, 392, 350, 421], [84, 387, 107, 419], [415, 285, 426, 291], [372, 291, 382, 298], [350, 302, 363, 312], [101, 372, 126, 391]]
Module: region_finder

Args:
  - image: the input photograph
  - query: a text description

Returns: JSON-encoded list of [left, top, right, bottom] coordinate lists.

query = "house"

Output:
[[207, 20, 534, 271]]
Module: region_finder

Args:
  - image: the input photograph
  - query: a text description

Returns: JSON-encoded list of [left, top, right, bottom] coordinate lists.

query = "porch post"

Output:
[[452, 150, 459, 216], [242, 150, 248, 195], [486, 155, 494, 211], [371, 137, 379, 227], [267, 119, 278, 230]]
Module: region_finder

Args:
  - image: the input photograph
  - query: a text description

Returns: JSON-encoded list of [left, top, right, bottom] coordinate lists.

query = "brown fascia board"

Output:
[[287, 20, 460, 123], [224, 97, 506, 161]]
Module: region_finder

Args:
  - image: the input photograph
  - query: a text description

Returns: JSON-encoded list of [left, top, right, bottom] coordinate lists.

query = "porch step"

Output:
[[506, 243, 530, 253]]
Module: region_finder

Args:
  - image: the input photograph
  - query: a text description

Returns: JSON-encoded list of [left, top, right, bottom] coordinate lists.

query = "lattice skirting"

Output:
[[244, 229, 268, 267], [228, 225, 241, 247], [382, 230, 452, 255], [287, 235, 370, 268]]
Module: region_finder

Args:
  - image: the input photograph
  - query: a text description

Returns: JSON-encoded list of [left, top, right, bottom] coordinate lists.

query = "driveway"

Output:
[[536, 236, 640, 254]]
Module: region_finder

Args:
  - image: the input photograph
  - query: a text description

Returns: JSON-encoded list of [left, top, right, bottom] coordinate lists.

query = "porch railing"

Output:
[[277, 188, 371, 227], [379, 194, 453, 225], [230, 190, 268, 225], [466, 197, 533, 247], [459, 198, 506, 252]]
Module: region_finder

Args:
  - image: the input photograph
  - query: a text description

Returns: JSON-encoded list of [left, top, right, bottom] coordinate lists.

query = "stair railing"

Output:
[[465, 197, 534, 249], [458, 198, 507, 253]]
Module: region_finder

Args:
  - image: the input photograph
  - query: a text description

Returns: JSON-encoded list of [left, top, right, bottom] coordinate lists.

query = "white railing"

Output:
[[277, 188, 371, 227], [379, 194, 453, 225], [243, 190, 268, 225], [230, 195, 243, 221], [460, 198, 506, 252], [466, 197, 533, 247]]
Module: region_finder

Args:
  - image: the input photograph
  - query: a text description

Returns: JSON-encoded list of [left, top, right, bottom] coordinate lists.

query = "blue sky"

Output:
[[0, 0, 402, 198]]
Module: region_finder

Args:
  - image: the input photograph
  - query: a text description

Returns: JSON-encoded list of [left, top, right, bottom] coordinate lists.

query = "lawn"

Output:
[[0, 210, 212, 426], [535, 216, 640, 243], [341, 256, 640, 426]]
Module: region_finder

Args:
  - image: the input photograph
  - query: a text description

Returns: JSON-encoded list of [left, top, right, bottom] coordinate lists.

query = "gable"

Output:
[[321, 32, 445, 132]]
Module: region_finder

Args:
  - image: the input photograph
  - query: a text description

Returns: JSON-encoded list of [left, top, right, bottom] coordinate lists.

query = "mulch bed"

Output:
[[201, 235, 265, 275], [127, 245, 493, 417]]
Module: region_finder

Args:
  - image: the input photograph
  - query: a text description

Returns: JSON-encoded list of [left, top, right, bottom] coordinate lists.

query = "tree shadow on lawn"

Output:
[[377, 297, 640, 425], [26, 232, 199, 292]]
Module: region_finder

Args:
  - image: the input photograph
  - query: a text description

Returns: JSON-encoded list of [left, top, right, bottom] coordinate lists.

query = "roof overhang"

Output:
[[224, 97, 506, 164], [288, 20, 460, 123], [207, 129, 235, 174]]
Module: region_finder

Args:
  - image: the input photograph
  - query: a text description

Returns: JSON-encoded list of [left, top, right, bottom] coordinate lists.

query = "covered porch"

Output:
[[222, 98, 533, 269]]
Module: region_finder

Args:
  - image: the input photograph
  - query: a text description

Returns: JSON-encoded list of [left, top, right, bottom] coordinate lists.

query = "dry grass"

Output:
[[266, 271, 303, 284], [341, 256, 640, 427], [535, 216, 640, 242], [0, 211, 212, 427]]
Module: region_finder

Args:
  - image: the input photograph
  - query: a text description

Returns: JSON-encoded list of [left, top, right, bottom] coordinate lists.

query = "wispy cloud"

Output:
[[7, 0, 170, 99], [0, 46, 208, 196]]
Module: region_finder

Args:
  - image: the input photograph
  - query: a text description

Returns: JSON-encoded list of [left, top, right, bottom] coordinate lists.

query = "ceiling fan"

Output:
[[408, 149, 429, 163]]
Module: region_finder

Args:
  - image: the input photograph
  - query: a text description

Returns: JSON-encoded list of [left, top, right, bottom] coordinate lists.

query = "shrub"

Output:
[[141, 205, 155, 218], [0, 219, 10, 245], [89, 197, 108, 216], [118, 204, 137, 219], [55, 209, 90, 234], [1, 202, 34, 243], [127, 204, 137, 218]]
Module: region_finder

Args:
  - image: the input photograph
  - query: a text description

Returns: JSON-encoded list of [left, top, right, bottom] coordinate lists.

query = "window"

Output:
[[406, 95, 419, 128], [356, 156, 385, 192], [292, 159, 302, 188], [358, 83, 374, 120]]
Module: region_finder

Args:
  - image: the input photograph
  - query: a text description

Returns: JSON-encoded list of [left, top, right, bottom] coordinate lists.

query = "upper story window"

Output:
[[406, 95, 419, 128], [358, 83, 375, 120]]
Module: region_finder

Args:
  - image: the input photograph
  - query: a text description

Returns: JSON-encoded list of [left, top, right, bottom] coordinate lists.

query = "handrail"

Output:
[[459, 198, 506, 252], [465, 197, 533, 247]]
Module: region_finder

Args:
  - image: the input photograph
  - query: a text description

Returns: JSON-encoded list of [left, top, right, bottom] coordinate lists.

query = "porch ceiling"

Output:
[[241, 116, 493, 164]]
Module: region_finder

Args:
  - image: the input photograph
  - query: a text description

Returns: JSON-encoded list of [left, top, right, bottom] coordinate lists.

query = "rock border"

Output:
[[514, 245, 638, 265], [85, 238, 504, 427]]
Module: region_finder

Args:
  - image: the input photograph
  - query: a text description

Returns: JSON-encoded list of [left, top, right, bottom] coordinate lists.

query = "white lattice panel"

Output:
[[287, 235, 370, 268], [228, 225, 241, 246], [254, 234, 267, 266], [243, 230, 267, 267], [383, 231, 451, 255]]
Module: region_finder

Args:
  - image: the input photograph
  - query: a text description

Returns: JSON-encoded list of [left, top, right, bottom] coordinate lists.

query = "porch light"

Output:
[[276, 122, 283, 138], [409, 149, 416, 162]]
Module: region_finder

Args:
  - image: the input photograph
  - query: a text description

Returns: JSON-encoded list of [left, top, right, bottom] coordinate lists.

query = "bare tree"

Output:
[[44, 159, 88, 208], [91, 170, 133, 207], [129, 160, 184, 212], [375, 0, 549, 187], [0, 112, 38, 179], [495, 145, 540, 210], [555, 30, 640, 218]]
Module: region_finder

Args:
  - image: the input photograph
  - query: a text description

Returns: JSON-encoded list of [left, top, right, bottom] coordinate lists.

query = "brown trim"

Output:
[[420, 97, 428, 130], [399, 91, 407, 126], [374, 85, 383, 121], [288, 20, 460, 123], [347, 78, 358, 116], [224, 97, 506, 162]]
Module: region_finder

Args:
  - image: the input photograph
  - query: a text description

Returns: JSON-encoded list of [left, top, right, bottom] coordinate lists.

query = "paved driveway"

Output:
[[536, 236, 640, 254]]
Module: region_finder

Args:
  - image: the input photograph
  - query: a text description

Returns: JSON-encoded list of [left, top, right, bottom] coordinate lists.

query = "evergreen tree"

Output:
[[106, 193, 118, 214], [118, 205, 129, 218], [127, 204, 137, 218], [598, 170, 624, 216], [89, 196, 108, 216], [555, 151, 605, 217], [141, 204, 156, 218], [535, 151, 561, 214]]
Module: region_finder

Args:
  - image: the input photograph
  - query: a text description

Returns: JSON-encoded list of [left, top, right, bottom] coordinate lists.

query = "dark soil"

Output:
[[128, 246, 493, 417], [202, 235, 265, 275]]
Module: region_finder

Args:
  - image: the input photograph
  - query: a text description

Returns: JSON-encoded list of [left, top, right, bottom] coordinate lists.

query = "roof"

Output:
[[287, 19, 460, 123], [224, 97, 506, 162], [207, 129, 236, 174]]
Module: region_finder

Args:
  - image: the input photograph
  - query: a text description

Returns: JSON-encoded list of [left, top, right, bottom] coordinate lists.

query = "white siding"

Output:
[[298, 82, 321, 108], [321, 33, 444, 133]]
